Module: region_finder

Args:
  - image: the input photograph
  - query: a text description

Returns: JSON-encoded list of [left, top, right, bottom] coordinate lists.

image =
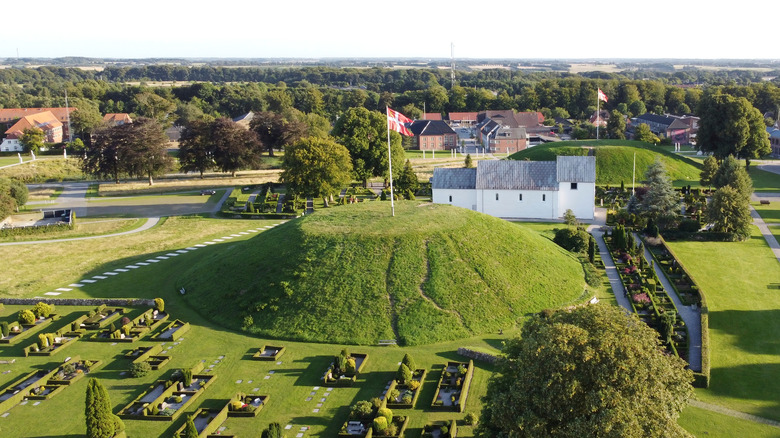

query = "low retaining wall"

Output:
[[0, 298, 154, 307], [457, 348, 498, 365]]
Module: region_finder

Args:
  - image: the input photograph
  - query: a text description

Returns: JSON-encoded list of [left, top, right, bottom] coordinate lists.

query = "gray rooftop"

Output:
[[556, 156, 596, 183], [476, 160, 558, 191], [432, 167, 476, 190]]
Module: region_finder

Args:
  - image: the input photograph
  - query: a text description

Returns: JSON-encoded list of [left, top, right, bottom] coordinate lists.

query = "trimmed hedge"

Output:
[[251, 345, 286, 361]]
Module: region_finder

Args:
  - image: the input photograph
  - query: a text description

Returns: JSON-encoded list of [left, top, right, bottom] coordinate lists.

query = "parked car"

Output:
[[200, 189, 216, 195]]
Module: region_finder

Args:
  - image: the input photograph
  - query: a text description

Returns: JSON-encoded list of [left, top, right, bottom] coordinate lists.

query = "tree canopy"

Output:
[[476, 304, 693, 438], [640, 159, 678, 225], [712, 155, 753, 200], [706, 185, 753, 239], [85, 378, 119, 438], [699, 155, 718, 188], [281, 137, 353, 206], [20, 127, 45, 153]]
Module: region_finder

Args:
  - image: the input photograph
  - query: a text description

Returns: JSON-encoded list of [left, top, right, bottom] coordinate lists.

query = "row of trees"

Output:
[[701, 156, 754, 239]]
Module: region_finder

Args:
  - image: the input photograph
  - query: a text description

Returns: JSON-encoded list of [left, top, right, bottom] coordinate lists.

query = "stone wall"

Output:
[[0, 298, 154, 307], [457, 347, 499, 365]]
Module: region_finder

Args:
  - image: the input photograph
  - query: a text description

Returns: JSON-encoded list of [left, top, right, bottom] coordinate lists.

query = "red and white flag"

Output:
[[598, 88, 608, 102], [387, 107, 413, 136]]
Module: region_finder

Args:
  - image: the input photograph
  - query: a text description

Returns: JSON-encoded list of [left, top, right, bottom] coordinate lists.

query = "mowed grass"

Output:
[[0, 218, 144, 243], [0, 302, 493, 438], [749, 167, 780, 193], [668, 226, 780, 421], [508, 140, 702, 186], [176, 202, 586, 346], [0, 157, 86, 182], [677, 405, 780, 438]]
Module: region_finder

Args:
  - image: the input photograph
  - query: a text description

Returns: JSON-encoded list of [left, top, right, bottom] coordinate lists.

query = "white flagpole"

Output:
[[632, 152, 636, 196], [386, 107, 395, 217], [596, 89, 600, 140]]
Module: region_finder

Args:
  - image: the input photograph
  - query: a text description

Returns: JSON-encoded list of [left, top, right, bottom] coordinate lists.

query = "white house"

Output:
[[431, 156, 596, 220], [0, 137, 22, 152]]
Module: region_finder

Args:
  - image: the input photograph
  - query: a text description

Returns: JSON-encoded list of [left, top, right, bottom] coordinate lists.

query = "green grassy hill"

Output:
[[177, 202, 586, 346], [508, 140, 702, 186]]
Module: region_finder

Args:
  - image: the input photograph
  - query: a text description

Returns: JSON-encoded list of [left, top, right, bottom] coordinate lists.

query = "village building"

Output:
[[632, 113, 695, 144], [431, 156, 596, 220], [475, 110, 543, 153], [103, 113, 133, 127], [409, 120, 458, 151], [0, 111, 63, 152]]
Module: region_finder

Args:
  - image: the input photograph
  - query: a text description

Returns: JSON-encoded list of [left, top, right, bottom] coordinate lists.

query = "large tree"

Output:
[[249, 111, 307, 156], [476, 305, 693, 438], [281, 137, 352, 207], [332, 107, 404, 186], [606, 110, 626, 139], [633, 123, 658, 143], [697, 92, 771, 168], [641, 159, 678, 225], [70, 98, 105, 140], [178, 120, 215, 178], [713, 155, 753, 200], [394, 159, 419, 196], [85, 378, 116, 438], [20, 126, 45, 153], [211, 118, 263, 177], [699, 155, 719, 188], [706, 185, 753, 239]]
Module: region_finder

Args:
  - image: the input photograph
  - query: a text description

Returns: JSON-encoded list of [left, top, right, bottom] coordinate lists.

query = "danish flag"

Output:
[[598, 88, 608, 102], [387, 107, 413, 136]]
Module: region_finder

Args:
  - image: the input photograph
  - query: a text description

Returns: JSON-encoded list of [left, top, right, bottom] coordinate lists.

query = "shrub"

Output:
[[373, 416, 388, 433], [440, 425, 449, 435], [31, 302, 54, 318], [553, 228, 590, 253], [242, 315, 254, 330], [261, 422, 283, 438], [38, 333, 48, 348], [345, 358, 356, 374], [18, 309, 35, 325], [408, 380, 421, 391], [377, 407, 393, 425], [401, 393, 413, 404], [457, 364, 467, 376], [583, 262, 600, 287], [154, 298, 165, 313], [121, 316, 131, 326], [172, 395, 183, 403], [350, 400, 374, 420], [401, 353, 416, 372], [130, 362, 151, 378], [678, 218, 700, 232], [370, 397, 382, 410], [385, 422, 399, 436], [465, 412, 479, 425], [397, 363, 412, 384], [183, 369, 193, 387], [0, 321, 9, 337]]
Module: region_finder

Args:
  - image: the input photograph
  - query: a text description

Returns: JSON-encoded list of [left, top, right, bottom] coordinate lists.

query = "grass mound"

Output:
[[508, 140, 702, 186], [177, 202, 586, 346]]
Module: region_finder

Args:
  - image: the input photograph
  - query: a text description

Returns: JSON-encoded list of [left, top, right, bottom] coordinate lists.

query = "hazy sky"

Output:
[[4, 0, 777, 60]]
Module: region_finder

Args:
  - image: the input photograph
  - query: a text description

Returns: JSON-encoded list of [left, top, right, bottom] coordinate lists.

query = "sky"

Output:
[[3, 0, 777, 60]]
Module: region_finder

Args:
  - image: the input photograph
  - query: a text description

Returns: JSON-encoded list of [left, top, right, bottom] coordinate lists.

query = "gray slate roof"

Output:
[[556, 156, 596, 183], [432, 167, 476, 189], [476, 161, 558, 191]]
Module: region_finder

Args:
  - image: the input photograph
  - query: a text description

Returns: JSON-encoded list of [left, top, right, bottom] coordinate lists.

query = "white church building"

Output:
[[431, 155, 596, 220]]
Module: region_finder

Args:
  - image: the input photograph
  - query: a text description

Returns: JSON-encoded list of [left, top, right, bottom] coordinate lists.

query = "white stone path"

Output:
[[32, 221, 287, 297]]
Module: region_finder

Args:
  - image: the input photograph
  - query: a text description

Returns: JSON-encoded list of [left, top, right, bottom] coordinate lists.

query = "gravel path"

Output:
[[689, 399, 780, 428]]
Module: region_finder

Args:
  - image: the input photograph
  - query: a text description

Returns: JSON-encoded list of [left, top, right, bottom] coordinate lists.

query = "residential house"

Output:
[[476, 110, 543, 151], [447, 112, 478, 126], [422, 113, 443, 121], [632, 113, 693, 144], [432, 155, 596, 220], [479, 118, 528, 154], [768, 126, 780, 158], [232, 111, 254, 129], [103, 113, 133, 127], [409, 120, 458, 151], [0, 107, 75, 140], [1, 111, 63, 152], [589, 110, 609, 128]]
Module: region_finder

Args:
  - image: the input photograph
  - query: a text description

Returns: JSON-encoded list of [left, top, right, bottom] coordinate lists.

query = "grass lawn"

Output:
[[668, 225, 780, 421], [749, 167, 780, 193], [753, 202, 780, 225], [0, 157, 87, 183], [0, 218, 144, 243], [677, 405, 780, 438]]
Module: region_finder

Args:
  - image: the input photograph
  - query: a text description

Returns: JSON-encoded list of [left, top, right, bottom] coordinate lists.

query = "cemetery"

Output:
[[431, 361, 474, 413], [251, 344, 285, 361], [125, 344, 171, 370], [323, 350, 369, 387], [118, 365, 215, 422]]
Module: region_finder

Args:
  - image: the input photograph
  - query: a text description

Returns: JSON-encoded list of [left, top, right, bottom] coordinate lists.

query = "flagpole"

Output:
[[596, 89, 600, 140], [386, 106, 395, 217], [632, 152, 636, 196]]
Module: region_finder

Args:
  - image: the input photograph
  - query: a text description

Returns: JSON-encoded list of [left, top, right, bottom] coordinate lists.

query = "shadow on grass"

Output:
[[707, 362, 780, 422], [709, 309, 780, 356]]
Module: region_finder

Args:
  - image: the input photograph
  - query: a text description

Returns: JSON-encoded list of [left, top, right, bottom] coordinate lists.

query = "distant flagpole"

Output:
[[386, 106, 395, 217], [632, 152, 636, 196], [596, 90, 600, 140]]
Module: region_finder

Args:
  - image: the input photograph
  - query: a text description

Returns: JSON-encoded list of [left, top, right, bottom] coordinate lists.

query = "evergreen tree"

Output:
[[395, 159, 419, 195], [464, 153, 473, 168], [713, 156, 753, 200], [699, 155, 718, 188], [706, 185, 753, 240], [587, 235, 596, 263], [401, 353, 416, 372], [261, 422, 283, 438], [85, 378, 115, 438], [640, 159, 678, 225], [184, 416, 199, 438]]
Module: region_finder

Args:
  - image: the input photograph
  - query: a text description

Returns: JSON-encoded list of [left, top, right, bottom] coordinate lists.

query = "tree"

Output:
[[211, 118, 263, 177], [464, 153, 473, 168], [184, 416, 199, 438], [640, 159, 678, 225], [179, 120, 215, 178], [628, 100, 647, 119], [119, 117, 173, 185], [249, 111, 307, 156], [0, 178, 28, 210], [563, 208, 577, 226], [706, 185, 753, 240], [85, 378, 117, 438], [634, 123, 658, 143], [281, 137, 353, 207], [699, 155, 718, 188], [394, 159, 419, 196], [261, 422, 283, 438], [697, 92, 771, 168], [476, 305, 693, 438], [606, 110, 626, 139], [133, 91, 176, 125], [332, 107, 404, 186], [713, 155, 753, 200], [20, 127, 45, 153], [70, 99, 105, 139]]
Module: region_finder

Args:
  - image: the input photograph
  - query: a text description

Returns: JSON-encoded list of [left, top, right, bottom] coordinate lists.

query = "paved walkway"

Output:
[[0, 217, 161, 246], [639, 235, 702, 372], [749, 205, 780, 263], [586, 208, 633, 312], [689, 399, 780, 428]]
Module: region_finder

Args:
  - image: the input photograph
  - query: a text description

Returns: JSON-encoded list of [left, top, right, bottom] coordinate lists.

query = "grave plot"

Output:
[[323, 349, 368, 387], [421, 420, 457, 437], [150, 319, 190, 341], [382, 353, 426, 409], [118, 365, 216, 422], [89, 308, 167, 342], [226, 391, 269, 418], [125, 344, 170, 370], [46, 357, 102, 386], [0, 313, 60, 345], [81, 304, 126, 330], [22, 314, 88, 356], [175, 405, 234, 438], [251, 344, 285, 361], [0, 369, 58, 413], [431, 361, 474, 413], [339, 402, 408, 438]]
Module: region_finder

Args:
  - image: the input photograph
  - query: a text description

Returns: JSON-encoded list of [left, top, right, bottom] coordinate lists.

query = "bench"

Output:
[[760, 200, 770, 205], [378, 339, 397, 346]]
